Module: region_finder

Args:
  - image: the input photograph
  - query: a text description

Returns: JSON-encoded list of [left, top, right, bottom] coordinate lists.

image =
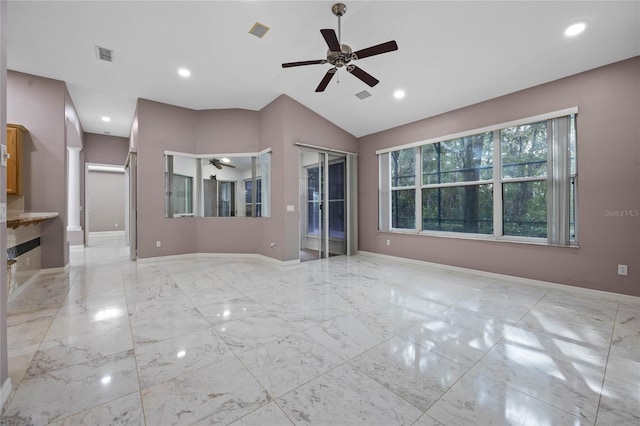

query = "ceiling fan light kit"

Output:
[[282, 2, 398, 92]]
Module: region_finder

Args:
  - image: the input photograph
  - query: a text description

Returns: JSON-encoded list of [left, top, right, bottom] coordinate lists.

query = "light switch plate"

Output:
[[286, 205, 295, 212], [0, 203, 6, 223], [1, 144, 7, 167]]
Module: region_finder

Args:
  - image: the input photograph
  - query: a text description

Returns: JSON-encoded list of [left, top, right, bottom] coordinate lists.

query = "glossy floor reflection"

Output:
[[2, 234, 639, 425]]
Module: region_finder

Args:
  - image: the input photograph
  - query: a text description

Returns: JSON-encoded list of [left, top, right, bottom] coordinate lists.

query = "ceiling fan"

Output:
[[281, 3, 398, 92], [209, 158, 235, 169]]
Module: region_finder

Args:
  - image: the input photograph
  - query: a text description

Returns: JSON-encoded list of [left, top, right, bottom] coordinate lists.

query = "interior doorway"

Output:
[[299, 146, 357, 262], [84, 163, 126, 247]]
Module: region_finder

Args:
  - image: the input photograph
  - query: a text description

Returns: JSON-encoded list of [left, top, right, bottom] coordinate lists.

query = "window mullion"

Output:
[[493, 131, 502, 238], [415, 147, 422, 231]]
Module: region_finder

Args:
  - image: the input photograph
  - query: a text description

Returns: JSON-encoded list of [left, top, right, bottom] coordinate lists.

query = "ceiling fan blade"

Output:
[[352, 40, 398, 60], [320, 29, 341, 52], [347, 65, 379, 87], [222, 163, 236, 168], [215, 163, 222, 169], [315, 68, 337, 92], [282, 59, 326, 68]]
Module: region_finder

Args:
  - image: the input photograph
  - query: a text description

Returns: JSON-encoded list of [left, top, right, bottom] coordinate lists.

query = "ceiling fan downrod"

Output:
[[332, 3, 347, 45]]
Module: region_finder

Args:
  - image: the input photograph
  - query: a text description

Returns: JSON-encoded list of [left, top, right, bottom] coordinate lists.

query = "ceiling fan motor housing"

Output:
[[327, 44, 353, 67]]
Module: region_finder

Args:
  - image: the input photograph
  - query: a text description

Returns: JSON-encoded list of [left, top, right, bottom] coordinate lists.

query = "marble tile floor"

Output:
[[1, 233, 639, 425]]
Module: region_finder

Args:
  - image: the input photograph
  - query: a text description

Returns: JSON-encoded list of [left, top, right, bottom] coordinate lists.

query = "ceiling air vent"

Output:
[[249, 22, 270, 39], [355, 90, 372, 100], [95, 46, 114, 62]]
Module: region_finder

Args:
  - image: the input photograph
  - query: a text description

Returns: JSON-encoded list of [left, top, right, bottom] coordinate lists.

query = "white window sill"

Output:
[[379, 229, 579, 249]]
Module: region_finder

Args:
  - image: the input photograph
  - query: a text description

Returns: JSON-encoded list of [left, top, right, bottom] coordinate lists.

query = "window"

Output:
[[217, 181, 236, 217], [165, 150, 271, 218], [306, 166, 321, 235], [390, 148, 416, 229], [328, 161, 345, 239], [501, 121, 548, 238], [169, 174, 193, 215], [245, 178, 262, 217], [421, 132, 494, 234], [165, 155, 196, 217], [306, 160, 346, 239], [379, 111, 578, 245]]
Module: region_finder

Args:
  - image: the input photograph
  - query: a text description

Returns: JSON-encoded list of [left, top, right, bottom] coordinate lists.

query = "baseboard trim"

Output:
[[1, 378, 12, 412], [137, 252, 300, 266], [358, 251, 639, 303], [88, 231, 125, 236], [40, 264, 70, 275]]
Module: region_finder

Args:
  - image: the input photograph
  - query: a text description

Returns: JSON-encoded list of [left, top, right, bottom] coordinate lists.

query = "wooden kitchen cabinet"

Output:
[[6, 124, 26, 195]]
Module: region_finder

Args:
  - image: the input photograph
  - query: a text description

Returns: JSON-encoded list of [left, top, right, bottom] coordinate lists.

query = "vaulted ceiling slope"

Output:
[[7, 1, 640, 138]]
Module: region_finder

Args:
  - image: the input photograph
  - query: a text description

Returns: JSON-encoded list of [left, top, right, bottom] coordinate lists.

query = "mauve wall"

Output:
[[257, 96, 286, 260], [7, 71, 71, 268], [280, 96, 358, 261], [358, 57, 640, 296], [135, 95, 357, 261], [84, 133, 129, 165], [195, 109, 262, 254], [255, 95, 359, 261], [81, 133, 128, 233], [135, 99, 197, 258]]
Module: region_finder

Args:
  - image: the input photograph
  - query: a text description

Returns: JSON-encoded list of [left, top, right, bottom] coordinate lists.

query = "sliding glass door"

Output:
[[300, 149, 348, 261]]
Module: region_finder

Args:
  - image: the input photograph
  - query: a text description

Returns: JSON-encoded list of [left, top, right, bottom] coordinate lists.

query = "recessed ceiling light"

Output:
[[178, 68, 191, 78], [564, 21, 588, 37], [394, 90, 406, 99], [101, 116, 111, 122]]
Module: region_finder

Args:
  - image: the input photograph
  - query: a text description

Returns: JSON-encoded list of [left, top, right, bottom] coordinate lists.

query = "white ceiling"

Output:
[[6, 1, 640, 139]]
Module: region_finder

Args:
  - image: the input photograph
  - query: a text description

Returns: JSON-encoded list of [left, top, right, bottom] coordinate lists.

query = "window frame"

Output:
[[244, 177, 262, 217], [389, 148, 419, 231], [305, 159, 347, 240], [377, 108, 579, 246], [164, 148, 271, 219]]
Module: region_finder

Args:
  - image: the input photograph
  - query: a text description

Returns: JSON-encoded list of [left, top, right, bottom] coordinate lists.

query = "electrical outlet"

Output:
[[156, 241, 161, 248], [386, 239, 391, 246], [618, 264, 628, 276]]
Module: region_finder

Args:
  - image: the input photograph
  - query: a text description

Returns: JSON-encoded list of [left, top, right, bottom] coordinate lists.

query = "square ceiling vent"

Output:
[[249, 22, 270, 38], [95, 46, 114, 62], [355, 90, 372, 100]]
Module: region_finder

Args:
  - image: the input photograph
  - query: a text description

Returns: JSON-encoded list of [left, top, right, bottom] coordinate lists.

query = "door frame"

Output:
[[297, 143, 358, 260], [84, 162, 126, 245]]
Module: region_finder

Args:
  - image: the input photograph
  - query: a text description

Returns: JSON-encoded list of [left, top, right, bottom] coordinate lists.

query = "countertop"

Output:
[[7, 212, 59, 229]]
